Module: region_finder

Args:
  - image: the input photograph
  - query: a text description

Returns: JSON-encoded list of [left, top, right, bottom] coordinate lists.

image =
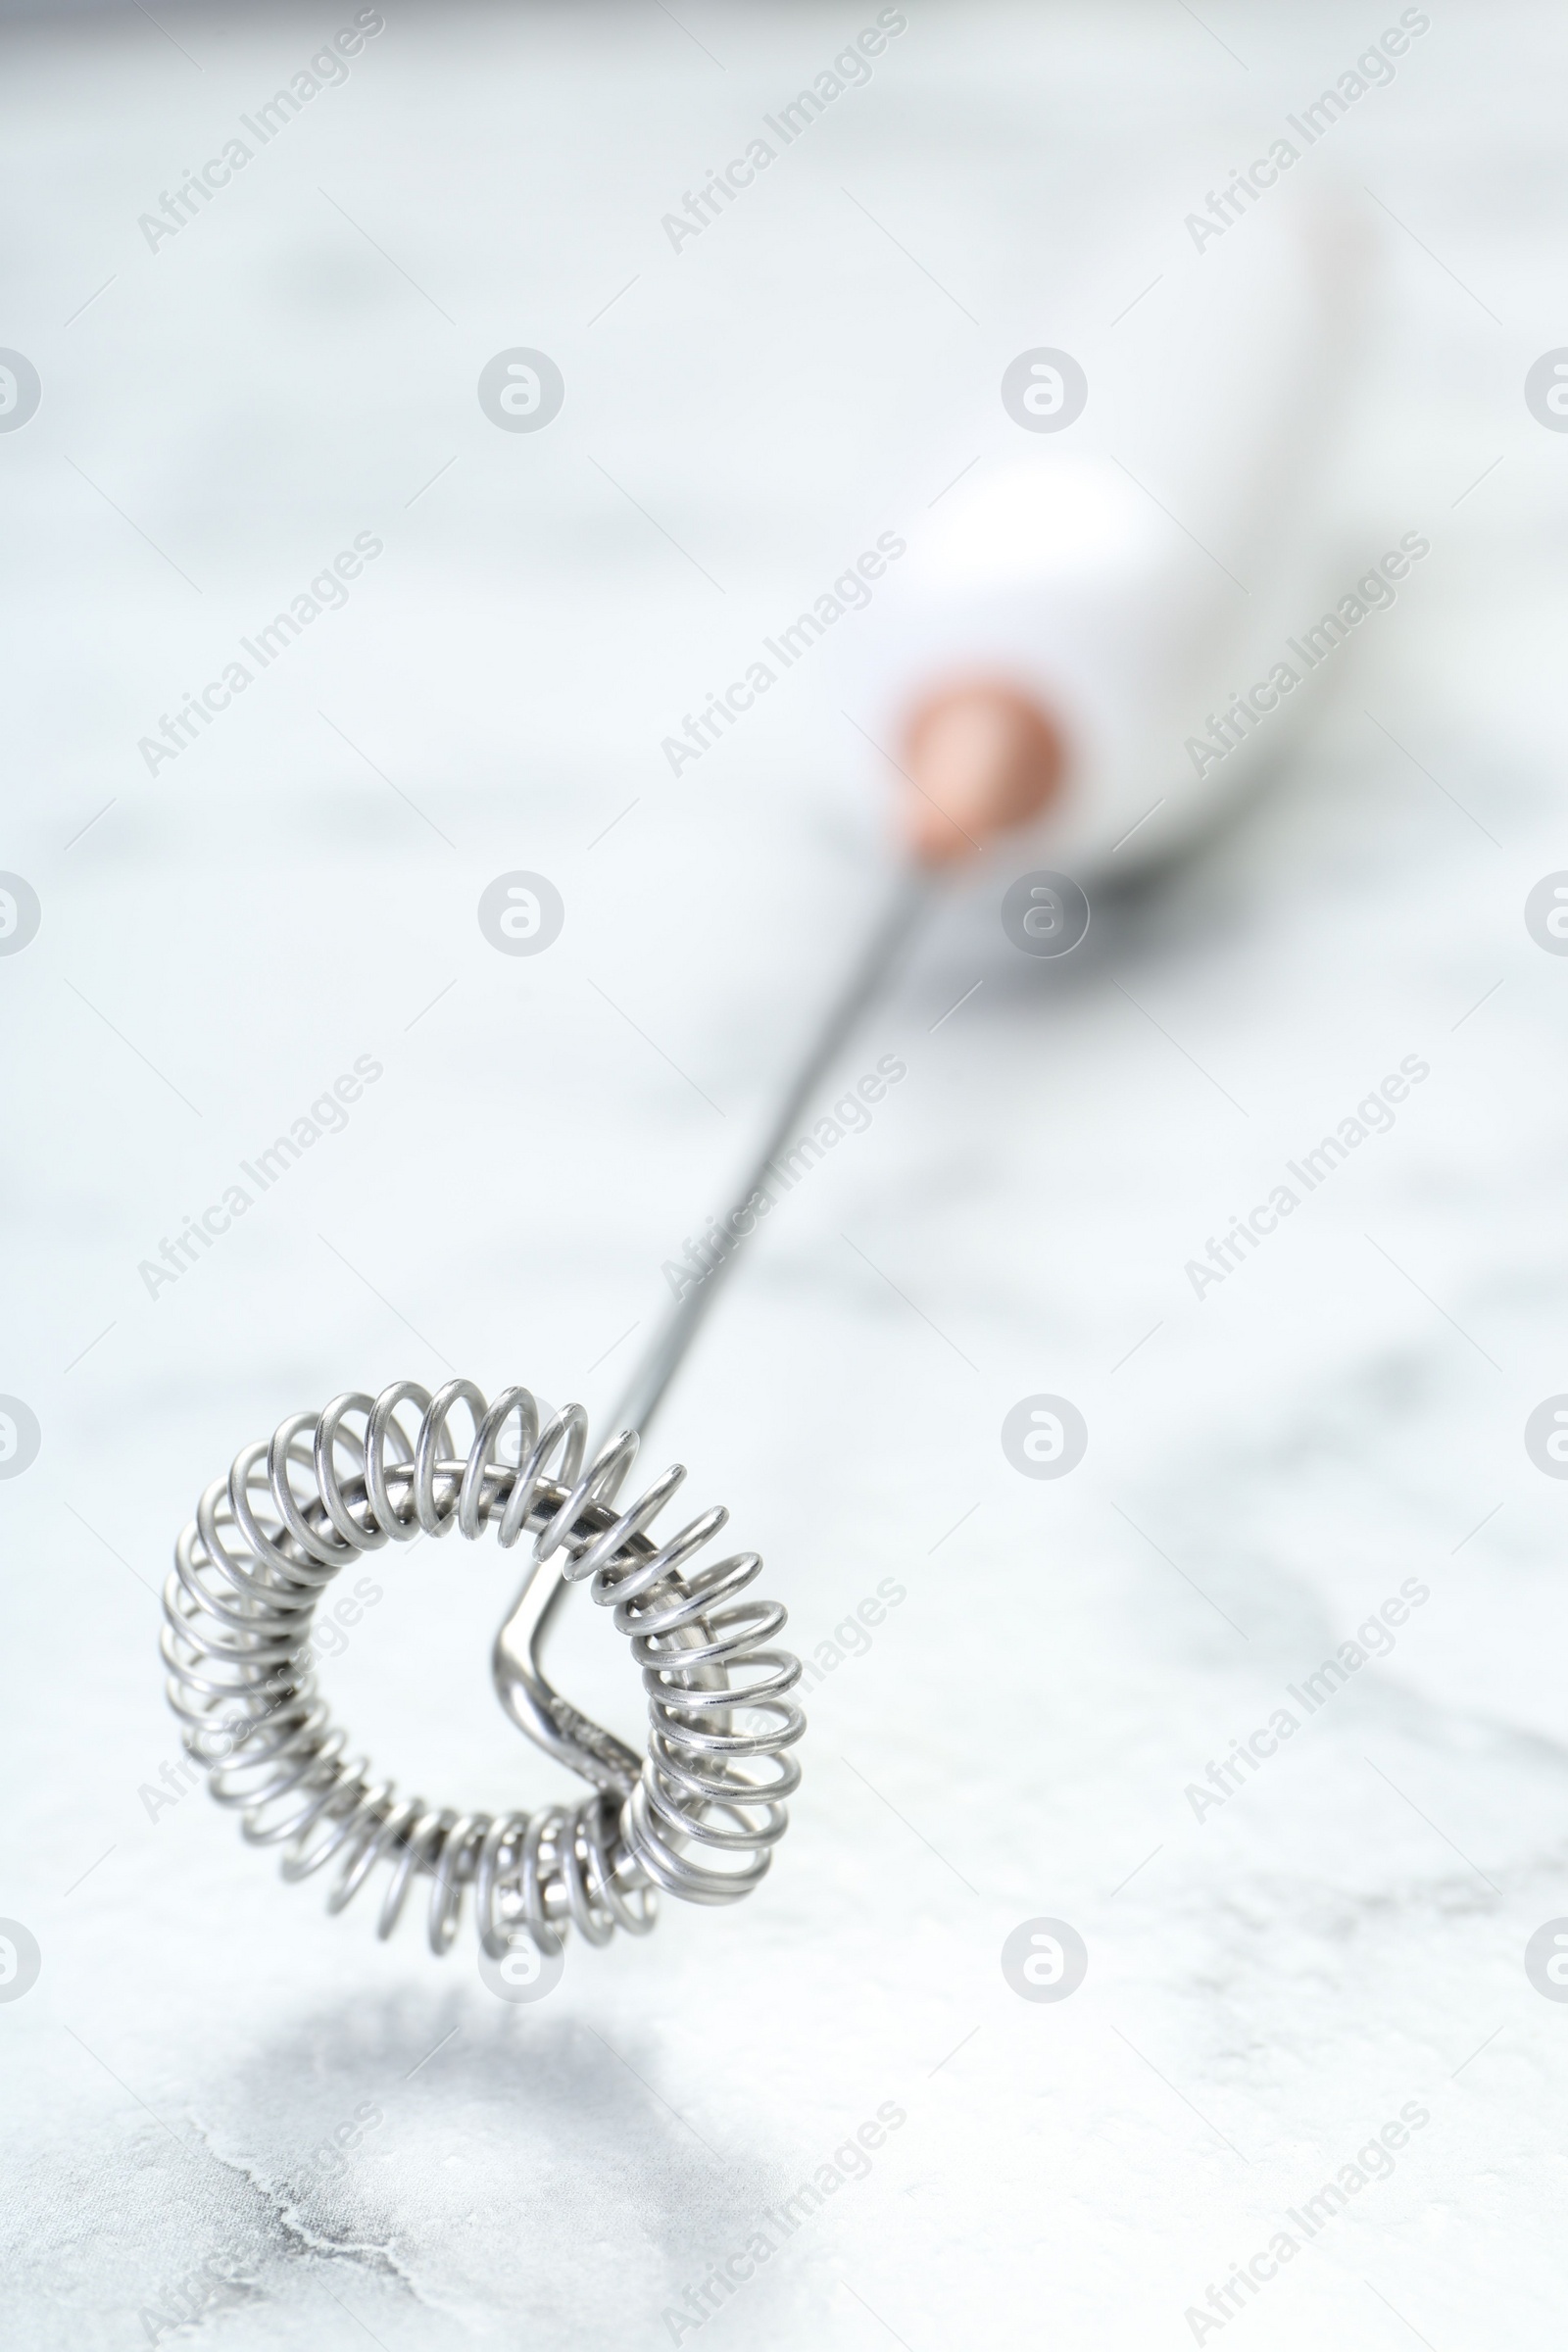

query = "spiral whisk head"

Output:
[[160, 1378, 804, 1959]]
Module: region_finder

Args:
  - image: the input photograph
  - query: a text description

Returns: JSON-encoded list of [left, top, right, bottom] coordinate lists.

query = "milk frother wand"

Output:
[[160, 864, 934, 1960]]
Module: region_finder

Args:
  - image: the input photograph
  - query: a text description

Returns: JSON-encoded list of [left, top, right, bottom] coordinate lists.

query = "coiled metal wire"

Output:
[[161, 1379, 804, 1956]]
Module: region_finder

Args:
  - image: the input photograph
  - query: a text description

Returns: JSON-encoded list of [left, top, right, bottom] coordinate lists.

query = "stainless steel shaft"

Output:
[[610, 862, 936, 1440]]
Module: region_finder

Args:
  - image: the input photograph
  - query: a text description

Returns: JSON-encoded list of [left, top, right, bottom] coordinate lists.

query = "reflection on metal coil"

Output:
[[161, 1379, 804, 1956]]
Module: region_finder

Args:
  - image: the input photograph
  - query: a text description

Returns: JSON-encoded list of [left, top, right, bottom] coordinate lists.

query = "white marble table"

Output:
[[2, 3, 1566, 2344]]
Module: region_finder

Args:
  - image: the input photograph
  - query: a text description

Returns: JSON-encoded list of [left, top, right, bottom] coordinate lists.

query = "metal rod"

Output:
[[492, 858, 936, 1788], [610, 862, 937, 1441]]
